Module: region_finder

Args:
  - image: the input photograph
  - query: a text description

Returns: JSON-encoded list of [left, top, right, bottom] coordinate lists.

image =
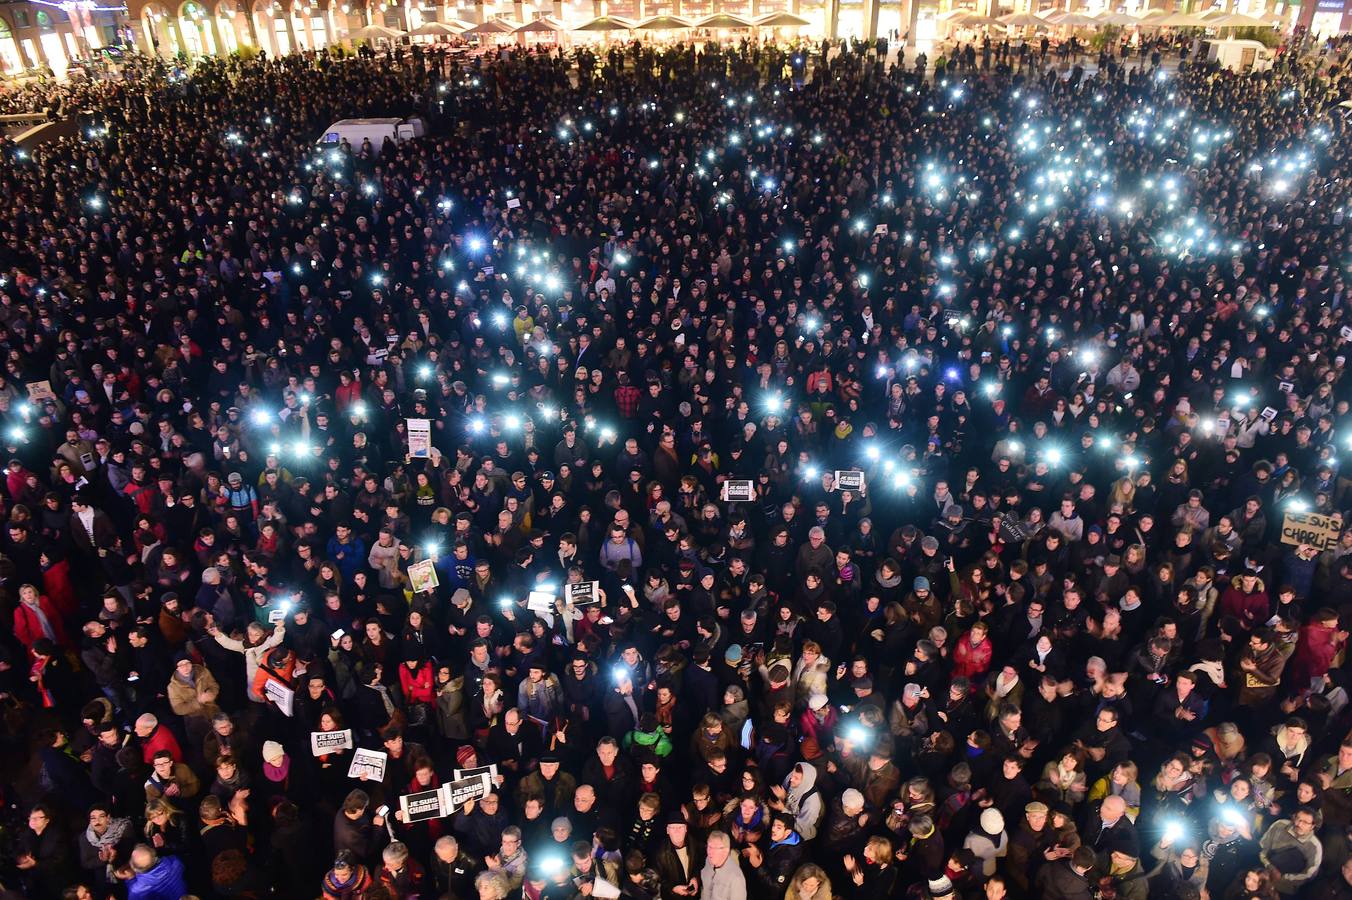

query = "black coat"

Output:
[[430, 850, 481, 900], [750, 835, 806, 899]]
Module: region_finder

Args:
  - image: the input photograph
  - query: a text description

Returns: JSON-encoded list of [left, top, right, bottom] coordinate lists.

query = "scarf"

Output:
[[86, 816, 131, 880], [365, 682, 396, 718], [655, 693, 677, 726], [23, 599, 56, 642]]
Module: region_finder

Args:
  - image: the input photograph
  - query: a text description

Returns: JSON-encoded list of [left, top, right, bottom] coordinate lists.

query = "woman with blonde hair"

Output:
[[1088, 761, 1142, 821], [1109, 476, 1137, 512], [792, 640, 831, 700], [843, 835, 896, 897], [784, 863, 832, 900], [144, 798, 189, 856]]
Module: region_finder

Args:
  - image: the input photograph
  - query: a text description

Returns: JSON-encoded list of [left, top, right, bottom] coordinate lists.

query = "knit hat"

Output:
[[262, 740, 286, 765], [455, 745, 477, 766], [914, 576, 931, 591], [980, 808, 1005, 834], [928, 876, 954, 898], [808, 693, 829, 711], [724, 644, 744, 664]]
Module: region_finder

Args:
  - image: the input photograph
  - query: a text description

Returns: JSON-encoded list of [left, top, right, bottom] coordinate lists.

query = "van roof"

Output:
[[329, 118, 404, 126]]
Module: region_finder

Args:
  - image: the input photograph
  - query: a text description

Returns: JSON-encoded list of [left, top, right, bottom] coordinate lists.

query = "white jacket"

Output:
[[213, 627, 284, 702]]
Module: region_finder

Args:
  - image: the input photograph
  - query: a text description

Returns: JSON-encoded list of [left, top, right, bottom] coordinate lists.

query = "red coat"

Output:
[[335, 379, 363, 412], [13, 596, 70, 652], [399, 661, 435, 705], [141, 724, 184, 764], [1218, 581, 1270, 629], [41, 559, 77, 620], [952, 633, 993, 679], [1287, 621, 1345, 687]]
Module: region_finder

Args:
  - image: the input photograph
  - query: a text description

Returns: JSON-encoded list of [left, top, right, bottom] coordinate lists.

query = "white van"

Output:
[[1200, 39, 1274, 73], [316, 117, 427, 155]]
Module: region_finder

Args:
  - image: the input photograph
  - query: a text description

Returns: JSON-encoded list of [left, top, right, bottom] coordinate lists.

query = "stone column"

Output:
[[282, 2, 301, 49]]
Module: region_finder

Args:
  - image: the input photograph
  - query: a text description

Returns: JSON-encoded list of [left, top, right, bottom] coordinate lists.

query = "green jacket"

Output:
[[624, 726, 673, 757]]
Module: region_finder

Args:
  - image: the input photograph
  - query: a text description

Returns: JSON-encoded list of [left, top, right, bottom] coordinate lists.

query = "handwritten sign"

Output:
[[1280, 511, 1342, 551], [443, 772, 492, 808], [263, 679, 294, 717], [311, 729, 354, 756], [408, 559, 439, 594], [408, 418, 432, 459], [26, 380, 55, 401], [720, 480, 755, 502], [565, 581, 599, 607], [348, 748, 388, 781], [400, 787, 449, 822], [527, 590, 557, 614]]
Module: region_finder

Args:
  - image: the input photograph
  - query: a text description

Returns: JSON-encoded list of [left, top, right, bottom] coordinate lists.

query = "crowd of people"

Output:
[[0, 23, 1351, 900]]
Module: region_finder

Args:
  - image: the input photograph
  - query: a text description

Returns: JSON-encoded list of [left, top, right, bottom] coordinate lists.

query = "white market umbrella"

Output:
[[410, 20, 466, 36], [462, 18, 517, 34], [574, 15, 638, 30], [635, 14, 693, 28], [999, 12, 1050, 28], [695, 13, 754, 27], [754, 11, 812, 26], [514, 16, 566, 32]]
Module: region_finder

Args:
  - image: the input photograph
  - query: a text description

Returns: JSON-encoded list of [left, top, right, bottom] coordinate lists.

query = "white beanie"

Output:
[[980, 808, 1005, 835]]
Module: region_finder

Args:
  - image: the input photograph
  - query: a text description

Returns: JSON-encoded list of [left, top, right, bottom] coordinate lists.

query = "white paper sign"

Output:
[[348, 748, 388, 781], [400, 787, 450, 822], [506, 198, 521, 209], [443, 772, 492, 808], [591, 879, 622, 899], [527, 590, 557, 613], [452, 763, 500, 782], [311, 729, 354, 756], [263, 679, 294, 717], [834, 470, 866, 492], [408, 418, 432, 459], [720, 479, 755, 502], [564, 581, 600, 606]]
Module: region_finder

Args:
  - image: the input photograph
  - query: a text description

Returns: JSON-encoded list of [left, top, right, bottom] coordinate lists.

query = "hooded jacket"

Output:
[[127, 855, 188, 900], [1218, 575, 1270, 628], [753, 830, 805, 896], [783, 763, 824, 841]]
